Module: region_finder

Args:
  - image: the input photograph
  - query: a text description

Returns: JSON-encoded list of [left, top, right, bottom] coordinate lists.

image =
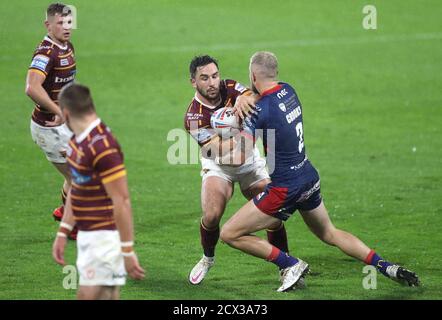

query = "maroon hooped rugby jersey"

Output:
[[184, 79, 250, 147], [28, 35, 76, 126], [66, 119, 126, 231]]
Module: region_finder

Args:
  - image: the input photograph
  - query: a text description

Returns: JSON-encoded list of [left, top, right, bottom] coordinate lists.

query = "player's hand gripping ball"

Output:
[[210, 107, 240, 139]]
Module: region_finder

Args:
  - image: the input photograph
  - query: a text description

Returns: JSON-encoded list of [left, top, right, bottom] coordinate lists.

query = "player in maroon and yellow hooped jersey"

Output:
[[52, 84, 144, 300], [184, 56, 290, 285], [25, 3, 77, 235]]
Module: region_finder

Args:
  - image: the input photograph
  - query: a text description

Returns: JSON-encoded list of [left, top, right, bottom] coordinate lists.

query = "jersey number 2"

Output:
[[295, 122, 304, 153]]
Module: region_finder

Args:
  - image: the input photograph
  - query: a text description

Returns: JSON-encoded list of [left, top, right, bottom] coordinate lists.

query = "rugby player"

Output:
[[184, 55, 290, 285], [221, 51, 420, 292], [25, 3, 77, 238], [52, 84, 145, 300]]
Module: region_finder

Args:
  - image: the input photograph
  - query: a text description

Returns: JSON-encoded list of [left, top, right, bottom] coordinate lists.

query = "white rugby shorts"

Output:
[[76, 230, 126, 287], [30, 120, 72, 163], [201, 156, 270, 191]]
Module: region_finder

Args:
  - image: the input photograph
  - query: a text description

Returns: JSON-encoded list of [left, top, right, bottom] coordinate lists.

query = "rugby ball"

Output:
[[210, 107, 240, 138]]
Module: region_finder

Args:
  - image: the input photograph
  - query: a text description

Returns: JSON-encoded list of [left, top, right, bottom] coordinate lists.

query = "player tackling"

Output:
[[25, 3, 77, 238], [52, 84, 144, 299], [221, 51, 420, 292], [184, 55, 290, 285]]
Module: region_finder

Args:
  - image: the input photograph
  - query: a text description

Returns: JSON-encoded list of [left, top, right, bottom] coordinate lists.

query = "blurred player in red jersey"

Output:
[[184, 55, 290, 284], [52, 84, 145, 300], [25, 3, 77, 237]]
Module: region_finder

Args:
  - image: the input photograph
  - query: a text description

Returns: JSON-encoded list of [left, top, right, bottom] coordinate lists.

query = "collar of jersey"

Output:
[[76, 118, 101, 143], [194, 93, 219, 109], [44, 35, 68, 50], [261, 84, 283, 97]]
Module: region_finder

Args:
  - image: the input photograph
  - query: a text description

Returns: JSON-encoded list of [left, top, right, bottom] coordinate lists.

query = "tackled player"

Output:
[[184, 55, 291, 285]]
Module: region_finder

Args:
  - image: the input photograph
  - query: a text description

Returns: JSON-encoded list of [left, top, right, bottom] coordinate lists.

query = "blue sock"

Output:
[[370, 253, 393, 276], [269, 249, 299, 270]]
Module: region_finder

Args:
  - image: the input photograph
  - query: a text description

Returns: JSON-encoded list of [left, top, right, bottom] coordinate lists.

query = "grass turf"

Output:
[[0, 0, 441, 299]]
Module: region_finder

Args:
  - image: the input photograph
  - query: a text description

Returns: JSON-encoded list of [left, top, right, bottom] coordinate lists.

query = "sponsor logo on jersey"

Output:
[[30, 54, 50, 72], [70, 168, 92, 185], [256, 192, 265, 201], [187, 113, 204, 120], [296, 180, 321, 203], [36, 45, 52, 51], [88, 134, 107, 149], [277, 88, 288, 99], [55, 74, 75, 83], [60, 58, 69, 66], [278, 103, 286, 112], [234, 82, 247, 93]]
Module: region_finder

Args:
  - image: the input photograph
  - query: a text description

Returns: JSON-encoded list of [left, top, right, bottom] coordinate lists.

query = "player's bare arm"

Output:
[[201, 134, 243, 165], [233, 92, 260, 120], [52, 189, 75, 266], [25, 70, 64, 126], [103, 176, 145, 280]]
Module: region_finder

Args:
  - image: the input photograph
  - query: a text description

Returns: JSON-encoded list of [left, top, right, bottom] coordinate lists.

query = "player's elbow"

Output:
[[25, 82, 39, 98], [25, 83, 34, 97], [111, 193, 131, 212]]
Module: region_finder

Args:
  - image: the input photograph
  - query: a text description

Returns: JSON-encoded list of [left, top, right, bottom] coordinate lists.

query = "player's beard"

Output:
[[197, 86, 220, 105]]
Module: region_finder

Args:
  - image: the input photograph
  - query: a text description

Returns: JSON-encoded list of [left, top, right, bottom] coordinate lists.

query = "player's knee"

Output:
[[220, 226, 237, 246], [202, 210, 223, 228], [268, 220, 283, 231]]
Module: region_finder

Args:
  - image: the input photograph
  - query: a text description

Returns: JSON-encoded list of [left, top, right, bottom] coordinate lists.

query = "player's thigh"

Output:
[[77, 286, 104, 300], [241, 178, 271, 200], [238, 161, 270, 200], [299, 201, 335, 239], [201, 176, 233, 219], [78, 286, 117, 300], [222, 200, 281, 239], [111, 286, 120, 300]]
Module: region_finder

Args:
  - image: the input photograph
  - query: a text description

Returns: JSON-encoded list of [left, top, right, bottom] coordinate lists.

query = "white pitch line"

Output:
[[76, 31, 442, 57], [3, 32, 442, 61], [144, 32, 442, 54]]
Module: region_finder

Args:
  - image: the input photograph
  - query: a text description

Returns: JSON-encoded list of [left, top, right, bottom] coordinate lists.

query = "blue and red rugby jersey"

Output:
[[242, 82, 321, 220]]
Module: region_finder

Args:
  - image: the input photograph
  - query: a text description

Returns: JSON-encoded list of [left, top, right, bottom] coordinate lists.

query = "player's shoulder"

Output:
[[185, 98, 200, 113], [260, 83, 294, 104], [33, 38, 58, 58], [256, 94, 271, 109], [85, 122, 121, 157], [223, 79, 237, 87], [223, 79, 249, 94]]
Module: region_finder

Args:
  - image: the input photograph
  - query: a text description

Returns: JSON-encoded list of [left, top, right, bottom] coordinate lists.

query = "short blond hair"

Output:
[[250, 51, 278, 80]]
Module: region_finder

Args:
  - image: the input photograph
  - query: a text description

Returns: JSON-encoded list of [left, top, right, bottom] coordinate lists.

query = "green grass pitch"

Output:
[[0, 0, 441, 299]]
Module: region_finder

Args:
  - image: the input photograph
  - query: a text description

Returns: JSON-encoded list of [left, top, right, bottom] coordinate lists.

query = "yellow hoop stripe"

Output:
[[102, 170, 126, 184], [92, 149, 118, 167]]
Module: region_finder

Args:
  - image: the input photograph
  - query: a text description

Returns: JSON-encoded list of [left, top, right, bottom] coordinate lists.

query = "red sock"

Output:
[[266, 246, 281, 261], [364, 249, 376, 265]]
